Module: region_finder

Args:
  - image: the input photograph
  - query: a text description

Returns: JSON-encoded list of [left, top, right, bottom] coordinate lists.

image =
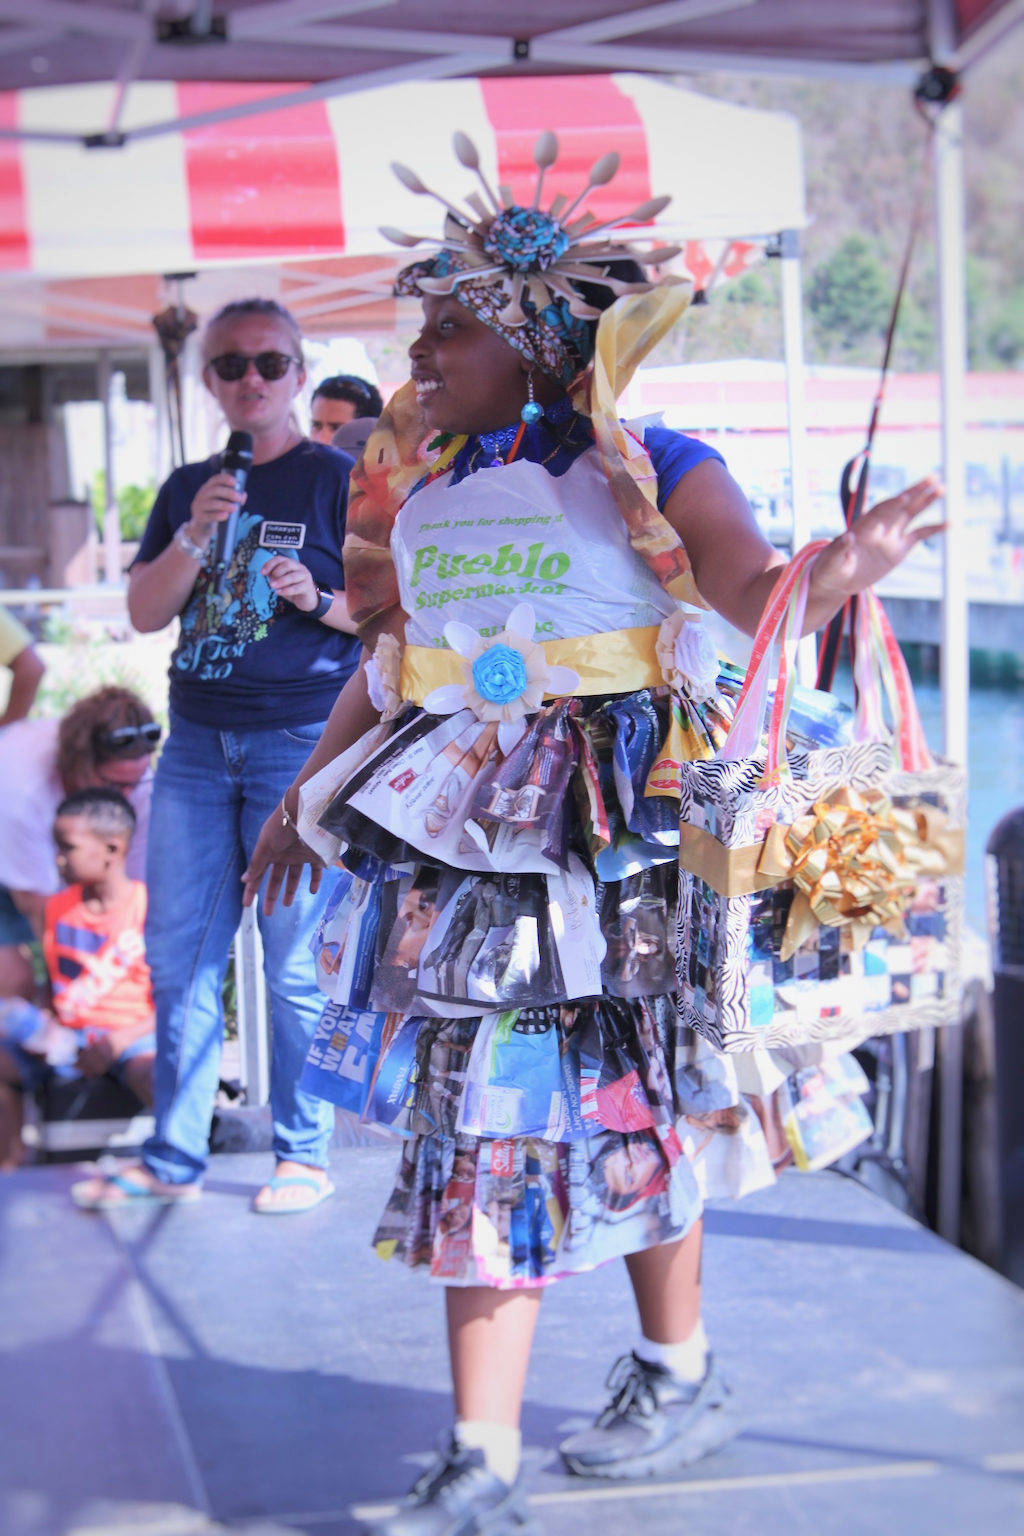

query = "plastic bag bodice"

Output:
[[393, 450, 678, 648]]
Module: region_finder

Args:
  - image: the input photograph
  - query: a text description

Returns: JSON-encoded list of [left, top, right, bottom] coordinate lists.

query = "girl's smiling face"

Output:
[[408, 296, 564, 437]]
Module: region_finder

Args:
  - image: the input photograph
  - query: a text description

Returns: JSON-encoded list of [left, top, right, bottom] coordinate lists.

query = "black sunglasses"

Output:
[[207, 351, 301, 383], [95, 722, 163, 755]]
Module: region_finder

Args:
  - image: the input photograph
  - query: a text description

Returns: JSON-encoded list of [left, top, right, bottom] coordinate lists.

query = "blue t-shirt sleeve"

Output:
[[643, 425, 726, 511], [134, 462, 214, 565], [135, 476, 175, 564]]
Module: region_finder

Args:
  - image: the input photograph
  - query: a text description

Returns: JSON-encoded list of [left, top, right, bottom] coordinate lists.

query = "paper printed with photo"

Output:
[[300, 1000, 388, 1113], [341, 708, 565, 874], [371, 870, 443, 1013], [299, 721, 391, 865], [457, 1010, 570, 1141]]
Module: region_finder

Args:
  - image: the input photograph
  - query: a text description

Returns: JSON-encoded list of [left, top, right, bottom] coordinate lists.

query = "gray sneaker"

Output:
[[365, 1434, 539, 1536], [559, 1352, 740, 1480]]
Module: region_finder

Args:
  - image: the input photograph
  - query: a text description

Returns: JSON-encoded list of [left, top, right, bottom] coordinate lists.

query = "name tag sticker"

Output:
[[259, 520, 306, 550]]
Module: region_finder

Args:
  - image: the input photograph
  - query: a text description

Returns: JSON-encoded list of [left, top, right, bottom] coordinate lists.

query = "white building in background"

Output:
[[622, 361, 1024, 610]]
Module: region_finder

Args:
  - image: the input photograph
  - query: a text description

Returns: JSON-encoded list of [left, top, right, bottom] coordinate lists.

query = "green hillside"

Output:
[[654, 34, 1024, 371]]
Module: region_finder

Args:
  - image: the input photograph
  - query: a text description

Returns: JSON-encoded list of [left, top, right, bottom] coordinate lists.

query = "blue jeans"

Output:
[[142, 714, 334, 1185]]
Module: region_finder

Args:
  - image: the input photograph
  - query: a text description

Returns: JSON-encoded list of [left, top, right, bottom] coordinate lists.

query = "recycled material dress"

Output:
[[303, 398, 781, 1288]]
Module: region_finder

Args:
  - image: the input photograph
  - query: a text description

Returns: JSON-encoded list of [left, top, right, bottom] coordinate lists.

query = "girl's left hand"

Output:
[[263, 554, 319, 613], [810, 474, 945, 604], [242, 806, 323, 913]]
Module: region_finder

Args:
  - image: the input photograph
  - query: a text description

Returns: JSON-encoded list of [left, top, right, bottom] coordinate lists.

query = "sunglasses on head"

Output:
[[207, 351, 301, 383], [95, 722, 163, 756]]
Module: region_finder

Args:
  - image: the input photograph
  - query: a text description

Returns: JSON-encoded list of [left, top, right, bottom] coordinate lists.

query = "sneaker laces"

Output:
[[409, 1436, 488, 1505], [595, 1353, 660, 1428]]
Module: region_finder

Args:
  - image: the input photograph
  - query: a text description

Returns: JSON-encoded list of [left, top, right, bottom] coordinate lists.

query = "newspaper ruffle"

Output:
[[299, 673, 763, 1287]]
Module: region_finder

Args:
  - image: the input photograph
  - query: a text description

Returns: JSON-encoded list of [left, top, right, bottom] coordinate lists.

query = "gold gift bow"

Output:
[[756, 786, 959, 962], [678, 790, 963, 951]]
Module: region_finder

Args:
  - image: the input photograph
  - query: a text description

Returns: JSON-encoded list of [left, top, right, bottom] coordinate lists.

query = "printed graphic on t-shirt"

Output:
[[43, 881, 153, 1033], [52, 922, 146, 1027], [175, 510, 296, 683]]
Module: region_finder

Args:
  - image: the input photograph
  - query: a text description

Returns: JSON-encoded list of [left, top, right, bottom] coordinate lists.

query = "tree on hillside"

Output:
[[650, 36, 1024, 372], [809, 236, 891, 352]]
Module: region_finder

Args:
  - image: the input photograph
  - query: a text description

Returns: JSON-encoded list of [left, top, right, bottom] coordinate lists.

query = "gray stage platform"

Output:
[[2, 1149, 1023, 1536]]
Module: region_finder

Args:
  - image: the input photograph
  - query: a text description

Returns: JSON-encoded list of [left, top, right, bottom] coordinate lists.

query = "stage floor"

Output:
[[2, 1148, 1023, 1536]]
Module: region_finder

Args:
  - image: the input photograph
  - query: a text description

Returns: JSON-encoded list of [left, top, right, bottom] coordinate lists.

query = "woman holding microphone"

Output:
[[73, 298, 360, 1215]]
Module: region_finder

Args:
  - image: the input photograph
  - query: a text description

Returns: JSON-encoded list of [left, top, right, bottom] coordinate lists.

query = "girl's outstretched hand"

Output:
[[809, 474, 945, 605], [243, 807, 323, 914]]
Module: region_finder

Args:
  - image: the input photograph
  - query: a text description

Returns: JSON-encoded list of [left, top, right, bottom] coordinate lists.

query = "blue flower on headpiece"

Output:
[[388, 129, 677, 385], [483, 209, 570, 273]]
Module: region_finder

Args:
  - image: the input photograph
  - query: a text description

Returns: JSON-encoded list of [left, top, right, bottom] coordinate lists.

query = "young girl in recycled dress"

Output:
[[244, 135, 941, 1535]]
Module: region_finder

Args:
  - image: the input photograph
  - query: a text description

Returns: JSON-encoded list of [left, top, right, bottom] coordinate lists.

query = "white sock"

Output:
[[455, 1420, 522, 1486], [634, 1318, 709, 1383]]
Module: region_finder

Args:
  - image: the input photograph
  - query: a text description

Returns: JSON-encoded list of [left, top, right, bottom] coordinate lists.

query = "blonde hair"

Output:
[[202, 297, 304, 362]]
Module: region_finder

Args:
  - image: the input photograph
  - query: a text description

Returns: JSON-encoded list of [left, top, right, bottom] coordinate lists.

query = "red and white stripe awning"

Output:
[[0, 74, 805, 347]]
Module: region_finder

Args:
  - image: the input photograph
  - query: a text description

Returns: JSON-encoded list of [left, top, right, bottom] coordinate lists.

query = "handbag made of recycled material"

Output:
[[674, 543, 967, 1053]]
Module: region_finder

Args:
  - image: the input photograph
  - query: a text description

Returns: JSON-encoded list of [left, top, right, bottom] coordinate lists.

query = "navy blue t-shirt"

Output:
[[136, 440, 362, 730]]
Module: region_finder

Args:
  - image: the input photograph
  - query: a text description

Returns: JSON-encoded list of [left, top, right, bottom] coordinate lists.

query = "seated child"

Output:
[[0, 787, 155, 1167]]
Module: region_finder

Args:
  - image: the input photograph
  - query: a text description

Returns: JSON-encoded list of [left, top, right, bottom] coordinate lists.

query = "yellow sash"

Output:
[[400, 625, 664, 705]]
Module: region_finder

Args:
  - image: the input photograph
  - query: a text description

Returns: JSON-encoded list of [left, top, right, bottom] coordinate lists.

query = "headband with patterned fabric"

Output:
[[385, 130, 682, 385]]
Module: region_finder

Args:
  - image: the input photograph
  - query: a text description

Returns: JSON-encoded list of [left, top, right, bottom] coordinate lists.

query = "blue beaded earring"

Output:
[[520, 368, 543, 426]]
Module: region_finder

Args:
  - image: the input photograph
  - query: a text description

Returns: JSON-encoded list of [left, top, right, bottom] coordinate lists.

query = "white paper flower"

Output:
[[423, 602, 580, 755], [365, 631, 403, 719], [656, 608, 720, 703]]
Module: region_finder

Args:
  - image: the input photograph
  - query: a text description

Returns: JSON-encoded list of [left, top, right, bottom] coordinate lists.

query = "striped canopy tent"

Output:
[[0, 72, 805, 347]]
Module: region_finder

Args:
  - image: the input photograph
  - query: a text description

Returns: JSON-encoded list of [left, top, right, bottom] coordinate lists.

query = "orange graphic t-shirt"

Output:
[[42, 881, 154, 1033]]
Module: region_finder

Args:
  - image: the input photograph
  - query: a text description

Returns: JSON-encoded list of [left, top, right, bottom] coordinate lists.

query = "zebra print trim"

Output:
[[678, 740, 896, 848]]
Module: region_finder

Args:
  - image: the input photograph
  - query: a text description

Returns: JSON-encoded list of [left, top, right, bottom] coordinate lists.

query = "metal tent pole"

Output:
[[97, 349, 121, 587], [235, 904, 271, 1108], [779, 228, 817, 685], [927, 0, 969, 1249], [934, 96, 969, 765], [147, 343, 172, 489]]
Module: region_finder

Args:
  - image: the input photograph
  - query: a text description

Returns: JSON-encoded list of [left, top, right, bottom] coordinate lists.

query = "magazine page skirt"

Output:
[[296, 614, 813, 1287]]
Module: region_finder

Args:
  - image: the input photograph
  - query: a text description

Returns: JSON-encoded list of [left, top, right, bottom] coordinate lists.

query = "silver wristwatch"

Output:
[[173, 523, 208, 561]]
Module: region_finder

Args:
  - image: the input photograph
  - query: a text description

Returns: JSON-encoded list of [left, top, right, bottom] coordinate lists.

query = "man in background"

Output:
[[308, 374, 382, 444]]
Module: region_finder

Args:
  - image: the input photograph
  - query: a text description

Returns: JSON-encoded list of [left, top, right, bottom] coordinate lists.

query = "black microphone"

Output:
[[214, 430, 254, 595]]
